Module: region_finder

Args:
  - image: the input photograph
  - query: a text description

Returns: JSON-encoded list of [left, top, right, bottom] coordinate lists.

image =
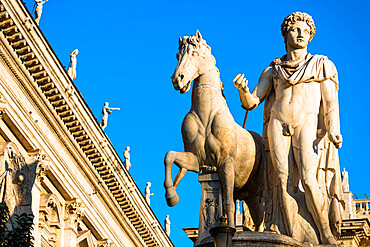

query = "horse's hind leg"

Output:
[[164, 151, 200, 207], [245, 196, 264, 232]]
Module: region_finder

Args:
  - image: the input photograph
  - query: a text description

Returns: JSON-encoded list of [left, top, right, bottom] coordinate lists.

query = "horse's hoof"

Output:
[[165, 187, 179, 207]]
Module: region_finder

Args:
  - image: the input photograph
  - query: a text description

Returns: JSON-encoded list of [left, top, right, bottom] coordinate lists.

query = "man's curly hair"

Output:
[[281, 12, 316, 43]]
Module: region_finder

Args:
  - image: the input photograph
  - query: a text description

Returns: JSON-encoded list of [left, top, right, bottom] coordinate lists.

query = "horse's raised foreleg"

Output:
[[164, 151, 200, 207], [218, 159, 235, 228]]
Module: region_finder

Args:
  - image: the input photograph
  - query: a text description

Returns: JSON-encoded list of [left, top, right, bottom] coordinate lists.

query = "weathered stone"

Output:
[[164, 30, 265, 231], [196, 173, 223, 245], [234, 12, 344, 245]]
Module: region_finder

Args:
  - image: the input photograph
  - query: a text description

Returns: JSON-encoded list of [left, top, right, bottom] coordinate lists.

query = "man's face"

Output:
[[286, 21, 311, 50]]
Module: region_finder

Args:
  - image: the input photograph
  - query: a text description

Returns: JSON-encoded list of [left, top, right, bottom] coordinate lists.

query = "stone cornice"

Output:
[[341, 219, 370, 246], [0, 0, 173, 246]]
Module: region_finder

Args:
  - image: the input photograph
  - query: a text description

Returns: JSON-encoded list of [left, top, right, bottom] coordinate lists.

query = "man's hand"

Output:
[[233, 74, 249, 92], [328, 132, 343, 149]]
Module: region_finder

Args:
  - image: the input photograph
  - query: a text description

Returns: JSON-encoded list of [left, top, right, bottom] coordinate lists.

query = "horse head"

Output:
[[171, 30, 216, 94]]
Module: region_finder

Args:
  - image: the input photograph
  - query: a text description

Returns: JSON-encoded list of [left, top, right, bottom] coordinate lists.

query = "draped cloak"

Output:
[[262, 54, 344, 243]]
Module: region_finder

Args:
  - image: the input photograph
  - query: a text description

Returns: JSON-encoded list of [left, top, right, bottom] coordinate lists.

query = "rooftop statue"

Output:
[[34, 0, 48, 25], [341, 168, 349, 192], [145, 182, 154, 206], [165, 215, 171, 236], [100, 102, 120, 131], [234, 12, 344, 244], [67, 49, 79, 80], [124, 146, 131, 171], [164, 30, 265, 230]]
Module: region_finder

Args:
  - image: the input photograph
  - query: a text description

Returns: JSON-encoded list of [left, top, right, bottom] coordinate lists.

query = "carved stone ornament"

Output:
[[202, 198, 219, 231], [23, 17, 34, 31], [39, 194, 61, 227], [65, 84, 74, 98], [29, 149, 50, 182], [100, 138, 108, 148], [151, 221, 159, 229], [125, 182, 135, 193], [64, 198, 85, 231], [97, 239, 116, 247], [38, 193, 62, 245]]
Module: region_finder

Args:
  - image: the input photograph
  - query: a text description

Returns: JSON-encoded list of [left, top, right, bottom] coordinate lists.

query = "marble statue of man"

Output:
[[234, 12, 343, 244], [165, 215, 171, 236], [100, 102, 120, 131], [341, 168, 349, 192], [123, 146, 131, 171], [145, 182, 154, 206], [67, 49, 79, 80], [34, 0, 48, 25]]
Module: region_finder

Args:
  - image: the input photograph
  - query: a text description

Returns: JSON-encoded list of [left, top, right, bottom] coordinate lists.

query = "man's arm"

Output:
[[107, 107, 120, 111], [233, 67, 273, 110], [321, 78, 342, 149]]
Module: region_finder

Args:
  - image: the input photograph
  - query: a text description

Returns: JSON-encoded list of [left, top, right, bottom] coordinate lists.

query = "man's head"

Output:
[[281, 12, 316, 44]]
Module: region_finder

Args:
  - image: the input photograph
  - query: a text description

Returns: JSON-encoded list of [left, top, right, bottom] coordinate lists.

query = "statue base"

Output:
[[195, 231, 338, 247], [195, 172, 223, 245]]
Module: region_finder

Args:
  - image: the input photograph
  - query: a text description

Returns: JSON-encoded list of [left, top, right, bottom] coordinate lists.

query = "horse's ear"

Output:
[[196, 30, 202, 42]]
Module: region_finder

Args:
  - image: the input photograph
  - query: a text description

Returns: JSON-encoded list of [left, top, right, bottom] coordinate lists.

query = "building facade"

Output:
[[339, 172, 370, 247], [0, 0, 173, 246]]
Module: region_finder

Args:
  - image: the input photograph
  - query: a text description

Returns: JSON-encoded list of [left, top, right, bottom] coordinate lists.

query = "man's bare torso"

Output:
[[271, 74, 321, 128]]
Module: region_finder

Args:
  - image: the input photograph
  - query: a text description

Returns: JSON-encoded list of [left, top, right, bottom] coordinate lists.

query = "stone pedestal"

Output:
[[196, 231, 336, 247], [195, 172, 223, 246]]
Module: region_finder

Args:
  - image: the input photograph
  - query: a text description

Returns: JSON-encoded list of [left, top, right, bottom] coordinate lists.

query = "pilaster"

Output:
[[64, 198, 84, 247]]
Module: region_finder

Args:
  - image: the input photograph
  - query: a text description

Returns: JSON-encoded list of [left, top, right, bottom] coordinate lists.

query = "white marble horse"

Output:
[[164, 31, 265, 229]]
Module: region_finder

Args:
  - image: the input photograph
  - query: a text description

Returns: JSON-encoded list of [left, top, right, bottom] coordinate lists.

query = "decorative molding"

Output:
[[29, 149, 50, 182], [0, 92, 6, 105], [97, 238, 116, 247], [65, 83, 74, 98], [22, 17, 33, 32], [38, 193, 62, 246], [64, 198, 85, 232]]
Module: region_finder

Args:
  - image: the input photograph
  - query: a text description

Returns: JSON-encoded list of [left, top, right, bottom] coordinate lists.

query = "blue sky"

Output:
[[23, 0, 370, 246]]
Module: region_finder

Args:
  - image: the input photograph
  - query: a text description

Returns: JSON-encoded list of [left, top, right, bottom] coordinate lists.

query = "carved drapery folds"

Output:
[[64, 198, 85, 233], [0, 142, 39, 228]]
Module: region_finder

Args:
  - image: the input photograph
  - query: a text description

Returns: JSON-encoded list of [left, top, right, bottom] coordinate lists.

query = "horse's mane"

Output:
[[178, 35, 211, 51], [178, 35, 225, 97]]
